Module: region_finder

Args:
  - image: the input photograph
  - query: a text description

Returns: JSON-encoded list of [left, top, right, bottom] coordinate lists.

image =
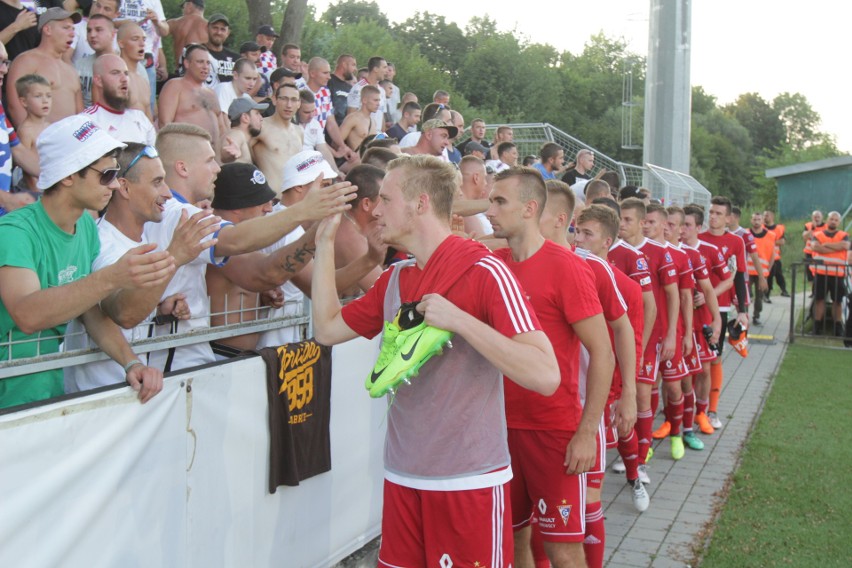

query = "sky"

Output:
[[310, 0, 851, 153]]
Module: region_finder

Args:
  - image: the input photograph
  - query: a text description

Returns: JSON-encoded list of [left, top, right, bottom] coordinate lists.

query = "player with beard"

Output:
[[82, 54, 156, 145]]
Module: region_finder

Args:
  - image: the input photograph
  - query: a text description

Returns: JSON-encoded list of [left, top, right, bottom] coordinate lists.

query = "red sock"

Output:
[[583, 501, 606, 568], [637, 409, 653, 463], [683, 390, 695, 431], [651, 386, 660, 415], [709, 363, 723, 413], [530, 525, 548, 567], [618, 429, 640, 481], [667, 395, 684, 436], [696, 398, 709, 416]]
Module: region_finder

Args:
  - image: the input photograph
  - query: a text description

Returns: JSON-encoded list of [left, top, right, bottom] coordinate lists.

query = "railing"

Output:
[[0, 296, 311, 381], [789, 261, 852, 346]]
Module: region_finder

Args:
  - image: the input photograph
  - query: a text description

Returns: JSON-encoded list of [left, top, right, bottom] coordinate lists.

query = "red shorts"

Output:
[[508, 429, 586, 542], [661, 336, 689, 381], [684, 332, 702, 374], [694, 328, 718, 364], [638, 340, 661, 385], [586, 417, 608, 489], [378, 478, 513, 567]]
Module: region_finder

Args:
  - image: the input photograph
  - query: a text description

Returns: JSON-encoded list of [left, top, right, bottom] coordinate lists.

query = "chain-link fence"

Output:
[[474, 123, 711, 208]]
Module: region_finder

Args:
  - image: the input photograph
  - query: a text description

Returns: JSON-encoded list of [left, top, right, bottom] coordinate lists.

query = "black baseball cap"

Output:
[[212, 163, 276, 210], [239, 41, 266, 54], [207, 13, 229, 26], [181, 0, 204, 8], [257, 24, 279, 38], [270, 66, 302, 83]]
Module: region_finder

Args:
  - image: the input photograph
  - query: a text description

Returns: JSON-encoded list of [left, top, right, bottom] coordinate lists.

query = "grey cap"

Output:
[[464, 141, 488, 156], [39, 7, 82, 29], [228, 97, 269, 121]]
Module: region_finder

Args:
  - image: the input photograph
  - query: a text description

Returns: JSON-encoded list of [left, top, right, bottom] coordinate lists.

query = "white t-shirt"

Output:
[[142, 195, 230, 372], [256, 204, 307, 348], [118, 0, 166, 66], [301, 117, 324, 151], [215, 83, 249, 117], [80, 104, 156, 145], [347, 79, 386, 133], [64, 218, 155, 393]]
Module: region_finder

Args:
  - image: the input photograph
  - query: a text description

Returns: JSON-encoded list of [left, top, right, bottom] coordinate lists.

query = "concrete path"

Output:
[[602, 297, 790, 567], [339, 297, 791, 568]]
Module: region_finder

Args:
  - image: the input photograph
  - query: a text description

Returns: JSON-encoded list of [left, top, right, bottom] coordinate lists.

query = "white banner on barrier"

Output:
[[0, 337, 385, 568]]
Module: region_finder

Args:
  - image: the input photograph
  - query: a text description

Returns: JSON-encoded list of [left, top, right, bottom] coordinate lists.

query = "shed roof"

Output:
[[765, 155, 852, 179]]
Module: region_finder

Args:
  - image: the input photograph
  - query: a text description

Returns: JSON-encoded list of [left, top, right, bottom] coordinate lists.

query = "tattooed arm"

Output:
[[216, 226, 319, 293]]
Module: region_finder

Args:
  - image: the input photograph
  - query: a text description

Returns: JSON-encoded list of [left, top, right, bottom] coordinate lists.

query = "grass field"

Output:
[[700, 344, 852, 567]]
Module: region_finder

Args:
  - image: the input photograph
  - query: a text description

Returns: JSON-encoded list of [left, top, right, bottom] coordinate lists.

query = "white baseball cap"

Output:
[[37, 115, 126, 190], [281, 150, 337, 192]]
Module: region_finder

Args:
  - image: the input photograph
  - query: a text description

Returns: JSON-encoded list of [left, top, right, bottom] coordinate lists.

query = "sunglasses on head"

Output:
[[122, 146, 159, 177]]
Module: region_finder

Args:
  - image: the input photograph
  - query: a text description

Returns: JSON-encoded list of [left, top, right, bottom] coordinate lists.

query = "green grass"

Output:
[[700, 344, 852, 567]]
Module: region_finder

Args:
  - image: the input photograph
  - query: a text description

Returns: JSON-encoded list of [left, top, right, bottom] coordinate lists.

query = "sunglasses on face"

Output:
[[86, 165, 121, 186]]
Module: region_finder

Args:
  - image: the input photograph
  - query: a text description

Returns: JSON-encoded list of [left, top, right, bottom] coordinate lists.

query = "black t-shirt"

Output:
[[327, 73, 351, 126], [386, 123, 408, 142], [208, 47, 239, 83], [561, 169, 590, 186], [0, 0, 63, 61]]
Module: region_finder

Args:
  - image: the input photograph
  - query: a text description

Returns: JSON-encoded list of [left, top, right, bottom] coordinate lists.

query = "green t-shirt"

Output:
[[0, 201, 100, 409]]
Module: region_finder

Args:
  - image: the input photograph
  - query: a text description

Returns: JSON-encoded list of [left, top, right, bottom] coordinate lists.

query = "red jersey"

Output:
[[609, 265, 643, 400], [637, 238, 678, 340], [575, 247, 628, 402], [608, 239, 652, 292], [681, 242, 713, 329], [668, 243, 696, 336], [495, 241, 602, 432], [698, 230, 745, 311]]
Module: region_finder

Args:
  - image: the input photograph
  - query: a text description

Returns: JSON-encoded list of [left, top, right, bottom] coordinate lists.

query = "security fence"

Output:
[[479, 123, 711, 209], [789, 261, 852, 346]]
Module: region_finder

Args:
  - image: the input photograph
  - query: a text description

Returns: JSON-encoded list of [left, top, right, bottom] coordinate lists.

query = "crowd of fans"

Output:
[[2, 3, 850, 567]]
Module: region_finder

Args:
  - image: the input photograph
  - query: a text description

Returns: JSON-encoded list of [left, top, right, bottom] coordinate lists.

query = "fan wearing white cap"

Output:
[[6, 7, 84, 126], [254, 151, 385, 349], [0, 115, 173, 409], [141, 125, 360, 371]]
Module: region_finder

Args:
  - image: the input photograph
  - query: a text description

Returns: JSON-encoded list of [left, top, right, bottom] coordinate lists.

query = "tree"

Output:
[[321, 0, 389, 29], [393, 12, 469, 80], [243, 0, 274, 43], [278, 0, 309, 48], [773, 92, 824, 151], [725, 93, 784, 153]]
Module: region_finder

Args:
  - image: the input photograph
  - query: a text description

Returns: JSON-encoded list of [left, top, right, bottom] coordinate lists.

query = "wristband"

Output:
[[123, 359, 143, 373]]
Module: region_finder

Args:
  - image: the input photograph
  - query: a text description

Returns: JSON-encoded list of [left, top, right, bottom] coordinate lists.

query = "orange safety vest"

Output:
[[766, 223, 785, 260], [747, 229, 776, 277], [811, 230, 849, 277], [803, 222, 825, 255]]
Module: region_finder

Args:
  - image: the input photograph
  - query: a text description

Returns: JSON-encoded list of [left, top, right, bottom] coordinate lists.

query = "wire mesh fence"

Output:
[[476, 123, 711, 208], [789, 261, 852, 346]]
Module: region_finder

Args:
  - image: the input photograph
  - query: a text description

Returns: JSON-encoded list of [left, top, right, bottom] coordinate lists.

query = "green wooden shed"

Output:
[[765, 156, 852, 220]]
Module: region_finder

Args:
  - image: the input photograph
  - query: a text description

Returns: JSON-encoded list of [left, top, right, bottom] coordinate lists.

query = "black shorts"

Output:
[[814, 274, 847, 301], [718, 311, 729, 356]]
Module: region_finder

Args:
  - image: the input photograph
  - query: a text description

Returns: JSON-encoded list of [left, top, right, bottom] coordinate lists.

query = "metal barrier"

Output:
[[0, 296, 311, 380], [789, 261, 852, 346]]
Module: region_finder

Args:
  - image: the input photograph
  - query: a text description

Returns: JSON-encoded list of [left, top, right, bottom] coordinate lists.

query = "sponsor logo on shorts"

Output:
[[538, 498, 547, 515], [439, 553, 453, 568]]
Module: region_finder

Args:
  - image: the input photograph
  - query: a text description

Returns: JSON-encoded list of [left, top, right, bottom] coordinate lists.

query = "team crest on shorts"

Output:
[[557, 500, 572, 526]]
